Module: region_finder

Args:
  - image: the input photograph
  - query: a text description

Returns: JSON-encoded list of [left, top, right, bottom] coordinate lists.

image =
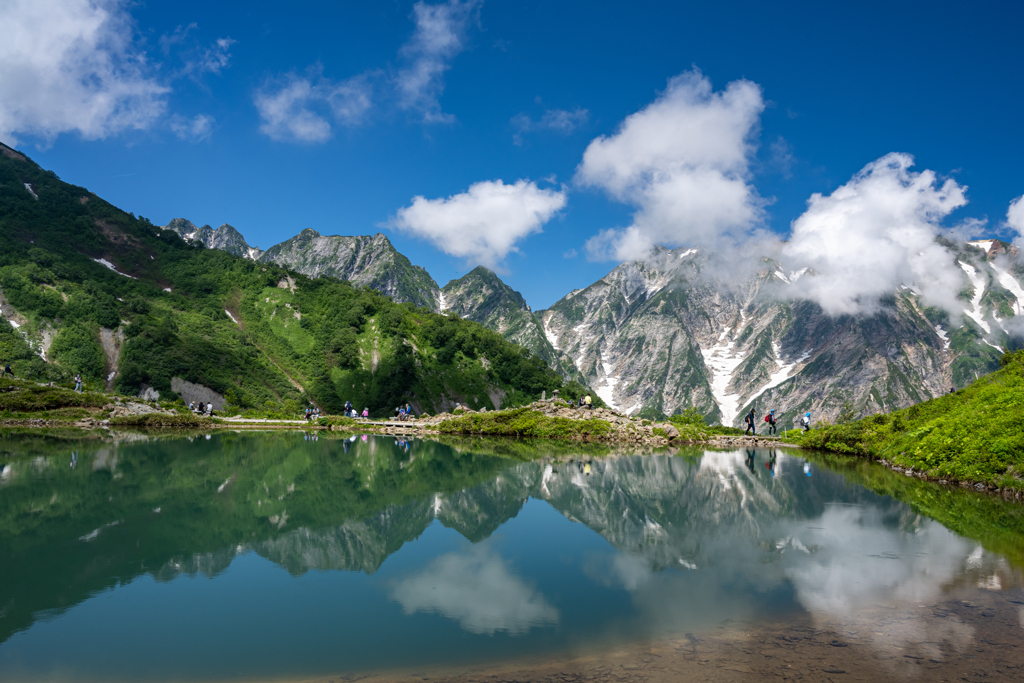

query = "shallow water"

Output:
[[0, 431, 1022, 682]]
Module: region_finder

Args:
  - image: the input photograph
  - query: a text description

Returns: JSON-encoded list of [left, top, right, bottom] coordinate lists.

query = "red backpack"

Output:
[[764, 414, 770, 422]]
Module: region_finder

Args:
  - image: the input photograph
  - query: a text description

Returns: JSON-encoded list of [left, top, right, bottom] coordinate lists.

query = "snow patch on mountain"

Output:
[[701, 323, 748, 426], [968, 240, 995, 253], [23, 183, 37, 200], [746, 343, 810, 408], [596, 361, 622, 412], [542, 314, 560, 351], [991, 262, 1024, 316], [934, 325, 951, 349], [93, 258, 136, 279], [959, 262, 990, 334]]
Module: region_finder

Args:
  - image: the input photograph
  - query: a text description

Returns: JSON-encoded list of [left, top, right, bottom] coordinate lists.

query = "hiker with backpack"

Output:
[[74, 373, 82, 392], [744, 408, 756, 436], [801, 412, 811, 432], [765, 409, 777, 435]]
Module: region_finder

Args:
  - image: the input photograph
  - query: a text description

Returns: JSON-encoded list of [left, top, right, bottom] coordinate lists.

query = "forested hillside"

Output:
[[0, 143, 587, 416]]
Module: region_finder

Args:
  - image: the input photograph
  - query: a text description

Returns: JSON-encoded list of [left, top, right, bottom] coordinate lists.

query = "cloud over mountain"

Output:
[[577, 69, 766, 261], [389, 179, 566, 269], [781, 153, 969, 316]]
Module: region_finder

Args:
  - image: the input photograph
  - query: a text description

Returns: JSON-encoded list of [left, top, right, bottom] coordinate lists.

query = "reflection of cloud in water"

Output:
[[779, 505, 976, 666], [391, 545, 559, 635]]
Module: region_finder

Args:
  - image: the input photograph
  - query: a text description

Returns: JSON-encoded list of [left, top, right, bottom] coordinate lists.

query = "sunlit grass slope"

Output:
[[794, 349, 1024, 489]]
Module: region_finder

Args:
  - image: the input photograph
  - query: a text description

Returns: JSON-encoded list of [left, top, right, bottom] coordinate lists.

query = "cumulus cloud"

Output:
[[781, 153, 969, 316], [169, 113, 214, 142], [512, 107, 589, 145], [391, 546, 558, 635], [396, 0, 481, 123], [1007, 195, 1024, 249], [254, 69, 372, 143], [576, 69, 766, 261], [0, 0, 169, 144], [389, 179, 566, 268]]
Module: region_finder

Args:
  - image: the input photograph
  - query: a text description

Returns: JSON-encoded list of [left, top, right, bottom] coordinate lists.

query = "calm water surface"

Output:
[[0, 431, 1022, 682]]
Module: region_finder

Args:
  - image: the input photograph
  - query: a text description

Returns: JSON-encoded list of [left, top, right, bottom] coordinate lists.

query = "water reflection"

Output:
[[392, 544, 559, 635], [0, 432, 1020, 681]]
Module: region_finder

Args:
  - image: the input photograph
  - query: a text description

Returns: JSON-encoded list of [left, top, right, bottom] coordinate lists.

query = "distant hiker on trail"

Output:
[[577, 396, 585, 409], [304, 407, 312, 421], [362, 407, 369, 419], [344, 400, 353, 417], [584, 394, 593, 410], [765, 409, 777, 435], [189, 401, 195, 411], [801, 412, 811, 432], [197, 403, 206, 416], [74, 373, 82, 392], [405, 403, 413, 418], [3, 362, 14, 378], [207, 402, 214, 417], [744, 408, 756, 436]]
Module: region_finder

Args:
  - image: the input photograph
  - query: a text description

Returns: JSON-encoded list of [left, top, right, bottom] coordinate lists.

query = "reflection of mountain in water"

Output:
[[1, 433, 1021, 646]]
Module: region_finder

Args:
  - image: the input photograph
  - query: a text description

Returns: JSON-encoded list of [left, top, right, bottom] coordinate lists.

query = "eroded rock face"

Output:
[[259, 230, 440, 311], [163, 219, 263, 260], [540, 243, 1022, 425], [170, 377, 225, 410]]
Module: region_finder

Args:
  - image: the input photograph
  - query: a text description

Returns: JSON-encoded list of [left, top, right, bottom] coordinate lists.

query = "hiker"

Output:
[[344, 400, 353, 417], [304, 406, 312, 421], [362, 407, 369, 419], [744, 408, 756, 436], [188, 401, 195, 412], [765, 409, 777, 436], [3, 362, 14, 378], [74, 373, 82, 392], [801, 412, 811, 432], [197, 402, 206, 416], [584, 394, 593, 410], [577, 395, 585, 409], [394, 406, 401, 420], [405, 403, 413, 419], [206, 402, 213, 417]]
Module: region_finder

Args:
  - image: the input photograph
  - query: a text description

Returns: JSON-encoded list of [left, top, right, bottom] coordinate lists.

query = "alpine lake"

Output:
[[1, 430, 1022, 683]]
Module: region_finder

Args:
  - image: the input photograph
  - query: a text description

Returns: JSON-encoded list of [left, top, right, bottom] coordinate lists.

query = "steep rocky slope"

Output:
[[163, 218, 263, 260], [258, 229, 440, 311], [440, 266, 581, 380], [541, 244, 1022, 425]]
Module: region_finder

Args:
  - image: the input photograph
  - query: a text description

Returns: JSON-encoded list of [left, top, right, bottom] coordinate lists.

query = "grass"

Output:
[[439, 407, 613, 440], [107, 413, 208, 427], [792, 349, 1024, 490], [0, 378, 109, 414]]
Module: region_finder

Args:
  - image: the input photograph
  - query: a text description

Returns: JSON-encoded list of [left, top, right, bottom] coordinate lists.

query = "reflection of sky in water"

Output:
[[391, 543, 559, 635], [0, 437, 1020, 681]]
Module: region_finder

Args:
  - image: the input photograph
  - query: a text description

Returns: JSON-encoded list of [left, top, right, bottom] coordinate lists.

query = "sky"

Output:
[[3, 0, 1024, 311]]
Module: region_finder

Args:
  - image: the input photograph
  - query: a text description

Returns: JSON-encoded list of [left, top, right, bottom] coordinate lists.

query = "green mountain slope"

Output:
[[0, 143, 572, 415], [795, 348, 1024, 489], [441, 266, 581, 380]]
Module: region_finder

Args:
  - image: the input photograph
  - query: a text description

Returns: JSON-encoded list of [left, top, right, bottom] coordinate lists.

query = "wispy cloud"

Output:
[[512, 107, 589, 145], [395, 0, 481, 123], [255, 0, 480, 141], [169, 113, 214, 142], [254, 68, 373, 143]]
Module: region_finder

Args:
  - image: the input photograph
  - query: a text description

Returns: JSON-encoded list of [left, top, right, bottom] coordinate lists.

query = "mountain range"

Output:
[[165, 216, 1023, 425]]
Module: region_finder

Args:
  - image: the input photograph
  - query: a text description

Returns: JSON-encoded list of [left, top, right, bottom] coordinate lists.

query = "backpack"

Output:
[[764, 414, 770, 422]]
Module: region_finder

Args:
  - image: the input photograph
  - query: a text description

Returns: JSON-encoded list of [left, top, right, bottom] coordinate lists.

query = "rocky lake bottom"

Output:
[[0, 431, 1021, 682]]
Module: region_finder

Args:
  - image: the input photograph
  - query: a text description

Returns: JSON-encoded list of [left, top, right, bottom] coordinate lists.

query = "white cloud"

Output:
[[0, 0, 168, 144], [576, 69, 766, 261], [1007, 194, 1024, 249], [390, 179, 566, 268], [512, 107, 589, 145], [391, 546, 559, 635], [254, 69, 372, 143], [396, 0, 480, 122], [169, 113, 214, 142], [781, 153, 969, 316]]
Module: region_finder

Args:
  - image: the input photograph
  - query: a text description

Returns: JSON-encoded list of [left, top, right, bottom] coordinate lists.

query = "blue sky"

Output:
[[4, 0, 1024, 310]]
